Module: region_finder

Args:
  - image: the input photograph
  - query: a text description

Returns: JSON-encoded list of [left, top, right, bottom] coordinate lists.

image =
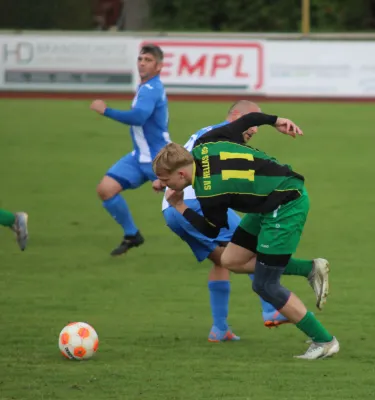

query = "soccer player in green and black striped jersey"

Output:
[[153, 111, 339, 360]]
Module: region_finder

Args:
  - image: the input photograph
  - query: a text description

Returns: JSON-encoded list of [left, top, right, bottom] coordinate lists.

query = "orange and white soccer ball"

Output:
[[59, 322, 99, 360]]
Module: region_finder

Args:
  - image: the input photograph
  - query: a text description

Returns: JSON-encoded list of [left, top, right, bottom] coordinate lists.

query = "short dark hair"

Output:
[[140, 44, 164, 62]]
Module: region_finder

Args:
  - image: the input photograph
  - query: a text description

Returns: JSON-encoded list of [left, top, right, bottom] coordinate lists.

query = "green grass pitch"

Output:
[[0, 98, 373, 400]]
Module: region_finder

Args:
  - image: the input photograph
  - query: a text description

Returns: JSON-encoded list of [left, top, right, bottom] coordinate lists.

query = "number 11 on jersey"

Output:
[[219, 152, 255, 181]]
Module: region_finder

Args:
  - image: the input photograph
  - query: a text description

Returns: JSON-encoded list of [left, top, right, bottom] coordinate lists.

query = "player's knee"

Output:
[[97, 182, 110, 200], [252, 277, 289, 309], [252, 277, 274, 301], [208, 246, 225, 266], [97, 177, 121, 200], [252, 261, 291, 309]]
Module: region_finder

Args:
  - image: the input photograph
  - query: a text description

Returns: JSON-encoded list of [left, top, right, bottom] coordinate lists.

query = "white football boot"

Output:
[[12, 212, 28, 251], [294, 337, 340, 360], [308, 258, 329, 310]]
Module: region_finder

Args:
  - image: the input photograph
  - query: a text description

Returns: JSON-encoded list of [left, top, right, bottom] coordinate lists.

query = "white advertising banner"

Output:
[[1, 34, 375, 98], [0, 35, 136, 92], [137, 39, 265, 94], [265, 41, 375, 97]]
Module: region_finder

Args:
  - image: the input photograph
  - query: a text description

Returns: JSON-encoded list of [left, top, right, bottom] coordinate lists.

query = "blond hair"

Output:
[[153, 142, 194, 175]]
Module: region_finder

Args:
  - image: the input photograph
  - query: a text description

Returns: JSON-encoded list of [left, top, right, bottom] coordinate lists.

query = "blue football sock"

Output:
[[208, 280, 230, 331], [103, 194, 138, 236], [248, 274, 277, 315]]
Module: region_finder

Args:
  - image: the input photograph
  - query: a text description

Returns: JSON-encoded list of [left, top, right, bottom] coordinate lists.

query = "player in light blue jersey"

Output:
[[153, 101, 325, 341], [90, 44, 170, 256]]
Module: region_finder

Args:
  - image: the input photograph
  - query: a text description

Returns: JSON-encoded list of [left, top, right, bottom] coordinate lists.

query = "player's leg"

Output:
[[229, 213, 315, 276], [228, 212, 288, 327], [97, 153, 145, 255], [219, 210, 288, 328], [0, 209, 28, 251], [257, 191, 329, 310], [163, 201, 239, 342], [205, 246, 240, 342], [224, 213, 329, 310], [186, 203, 285, 334], [252, 190, 338, 359], [253, 255, 338, 358], [0, 209, 15, 227], [222, 240, 320, 277]]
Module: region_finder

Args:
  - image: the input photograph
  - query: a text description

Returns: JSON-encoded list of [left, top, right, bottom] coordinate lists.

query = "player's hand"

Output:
[[90, 99, 107, 115], [152, 179, 165, 193], [274, 117, 303, 138], [165, 188, 184, 207]]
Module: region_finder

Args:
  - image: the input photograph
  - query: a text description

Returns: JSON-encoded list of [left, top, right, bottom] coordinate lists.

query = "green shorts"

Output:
[[238, 188, 310, 255]]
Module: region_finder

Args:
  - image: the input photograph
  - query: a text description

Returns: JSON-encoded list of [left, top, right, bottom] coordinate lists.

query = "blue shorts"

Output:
[[163, 199, 241, 262], [106, 152, 157, 190]]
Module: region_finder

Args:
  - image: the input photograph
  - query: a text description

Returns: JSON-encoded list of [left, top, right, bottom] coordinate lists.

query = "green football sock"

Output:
[[283, 258, 313, 277], [296, 311, 333, 343], [0, 209, 16, 227]]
